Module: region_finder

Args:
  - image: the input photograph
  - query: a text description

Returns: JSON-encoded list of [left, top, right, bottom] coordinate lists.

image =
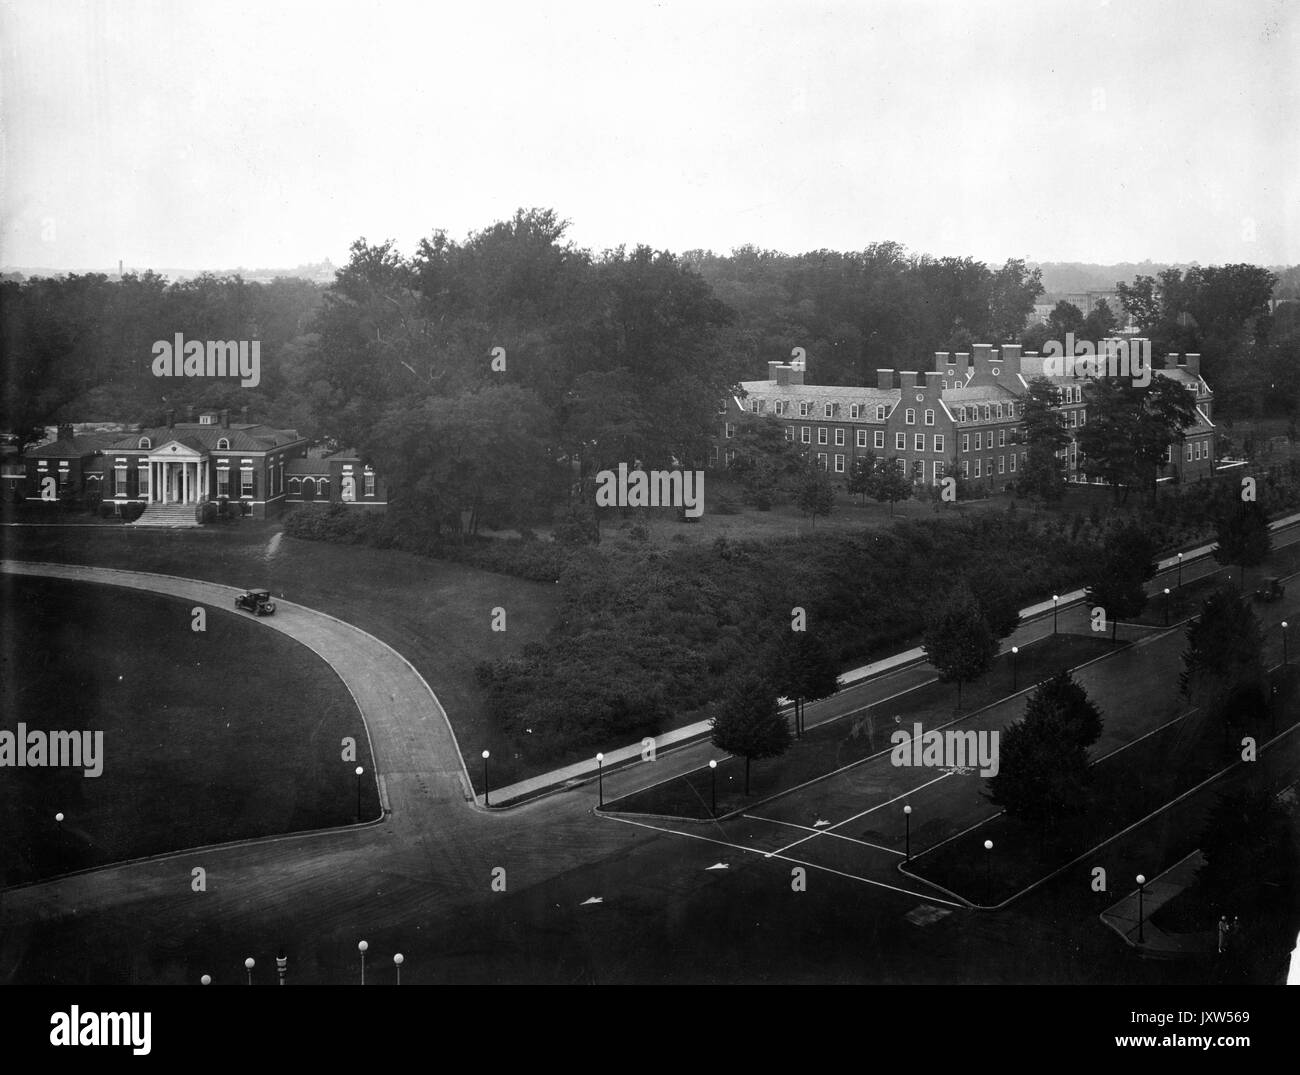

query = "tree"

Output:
[[1076, 376, 1197, 503], [1081, 298, 1118, 341], [1084, 526, 1157, 642], [1046, 300, 1085, 341], [922, 583, 998, 707], [1022, 669, 1103, 751], [1212, 500, 1272, 590], [773, 630, 840, 737], [984, 707, 1090, 834], [987, 258, 1044, 342], [1180, 587, 1267, 744], [867, 456, 912, 515], [727, 414, 805, 508], [1018, 377, 1067, 502], [795, 465, 835, 526], [710, 672, 792, 795], [1196, 789, 1299, 917], [845, 452, 876, 505]]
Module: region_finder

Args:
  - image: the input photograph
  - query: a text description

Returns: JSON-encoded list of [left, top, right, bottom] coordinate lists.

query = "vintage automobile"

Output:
[[1253, 577, 1286, 603], [235, 589, 277, 615]]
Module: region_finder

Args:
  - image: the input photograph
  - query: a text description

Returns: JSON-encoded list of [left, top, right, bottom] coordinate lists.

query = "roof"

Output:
[[322, 447, 365, 462], [739, 381, 895, 400], [943, 385, 1019, 402], [27, 432, 121, 458], [105, 422, 303, 453]]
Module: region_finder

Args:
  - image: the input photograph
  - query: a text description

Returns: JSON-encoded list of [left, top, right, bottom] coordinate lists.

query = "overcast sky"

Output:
[[1, 0, 1296, 272]]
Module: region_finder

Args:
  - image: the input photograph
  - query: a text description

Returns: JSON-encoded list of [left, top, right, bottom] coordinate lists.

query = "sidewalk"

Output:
[[485, 510, 1300, 807], [1099, 850, 1216, 958]]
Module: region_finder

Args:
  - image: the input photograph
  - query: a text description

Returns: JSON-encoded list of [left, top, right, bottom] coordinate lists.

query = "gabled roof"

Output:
[[105, 422, 303, 452]]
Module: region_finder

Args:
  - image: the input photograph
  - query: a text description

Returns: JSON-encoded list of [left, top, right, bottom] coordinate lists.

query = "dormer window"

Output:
[[850, 404, 860, 419], [823, 403, 833, 418], [216, 438, 231, 450]]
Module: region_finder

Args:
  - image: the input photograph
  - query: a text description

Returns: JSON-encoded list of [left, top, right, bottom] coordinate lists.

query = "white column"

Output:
[[161, 463, 167, 504], [184, 463, 191, 503]]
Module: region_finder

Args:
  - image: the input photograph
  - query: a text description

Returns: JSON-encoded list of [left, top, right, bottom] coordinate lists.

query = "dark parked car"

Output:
[[1253, 577, 1285, 603], [235, 589, 276, 615]]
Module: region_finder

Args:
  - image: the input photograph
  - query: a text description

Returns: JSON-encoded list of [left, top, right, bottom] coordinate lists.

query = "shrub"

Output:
[[195, 501, 218, 524], [119, 501, 145, 522]]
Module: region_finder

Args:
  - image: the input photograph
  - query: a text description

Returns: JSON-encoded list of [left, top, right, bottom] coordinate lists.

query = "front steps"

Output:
[[131, 502, 201, 527]]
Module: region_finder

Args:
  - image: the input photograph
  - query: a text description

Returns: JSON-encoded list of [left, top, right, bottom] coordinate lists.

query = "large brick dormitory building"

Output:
[[715, 341, 1216, 492]]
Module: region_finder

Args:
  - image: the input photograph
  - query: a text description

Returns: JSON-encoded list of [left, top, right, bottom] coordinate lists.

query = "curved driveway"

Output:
[[0, 560, 644, 983]]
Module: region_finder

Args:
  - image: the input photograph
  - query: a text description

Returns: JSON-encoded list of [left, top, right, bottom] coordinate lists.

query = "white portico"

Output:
[[141, 440, 208, 504]]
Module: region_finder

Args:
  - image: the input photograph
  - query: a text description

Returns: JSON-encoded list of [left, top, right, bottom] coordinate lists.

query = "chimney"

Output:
[[240, 405, 249, 424], [900, 371, 921, 390], [188, 405, 197, 423], [166, 409, 175, 429], [972, 343, 993, 367], [877, 369, 894, 390], [221, 408, 230, 428], [924, 371, 944, 394], [1000, 343, 1022, 378], [776, 366, 791, 386], [787, 364, 804, 386], [57, 422, 74, 443], [934, 352, 949, 369], [767, 361, 781, 382], [1182, 353, 1201, 376]]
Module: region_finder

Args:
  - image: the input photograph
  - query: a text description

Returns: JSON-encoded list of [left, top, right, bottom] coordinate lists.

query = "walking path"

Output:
[[1099, 850, 1216, 957]]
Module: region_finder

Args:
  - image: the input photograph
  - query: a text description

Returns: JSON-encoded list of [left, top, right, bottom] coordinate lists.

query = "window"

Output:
[[801, 427, 811, 444], [850, 404, 861, 419], [750, 400, 761, 413], [785, 427, 795, 441], [1165, 445, 1172, 464], [962, 461, 970, 478], [962, 434, 969, 452], [874, 431, 884, 448], [217, 468, 230, 497], [138, 466, 149, 497], [115, 467, 127, 496], [959, 407, 967, 422], [998, 456, 1005, 474], [999, 430, 1006, 447], [775, 400, 784, 416], [717, 400, 727, 414], [834, 454, 845, 473], [905, 408, 916, 425], [941, 380, 948, 390], [834, 428, 845, 446], [914, 433, 925, 451], [1010, 453, 1017, 472], [913, 459, 925, 482], [974, 459, 981, 478], [816, 452, 828, 470], [1006, 403, 1015, 418], [933, 434, 944, 453], [895, 432, 906, 450], [290, 477, 303, 495], [216, 438, 230, 450], [856, 430, 867, 447], [365, 471, 375, 497], [138, 437, 151, 449], [975, 432, 983, 450], [876, 405, 887, 420], [934, 461, 945, 481], [824, 403, 834, 418], [924, 409, 935, 426], [800, 402, 810, 417], [983, 405, 991, 421], [1069, 411, 1078, 427], [1186, 443, 1193, 461], [996, 404, 1003, 419], [818, 427, 828, 445], [1079, 409, 1086, 425], [241, 469, 254, 497], [725, 423, 735, 439]]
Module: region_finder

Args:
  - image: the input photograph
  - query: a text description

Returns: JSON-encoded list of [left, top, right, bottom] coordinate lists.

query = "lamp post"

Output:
[[358, 940, 368, 985], [354, 765, 364, 822], [1136, 874, 1146, 944], [709, 759, 717, 818], [595, 752, 604, 809], [1010, 646, 1019, 692], [1164, 588, 1171, 627], [275, 949, 287, 986], [482, 750, 491, 807], [393, 952, 404, 986], [983, 839, 993, 903], [244, 957, 255, 986], [200, 974, 211, 985], [903, 805, 912, 862], [1177, 552, 1184, 590], [1052, 595, 1059, 635], [1283, 622, 1290, 667]]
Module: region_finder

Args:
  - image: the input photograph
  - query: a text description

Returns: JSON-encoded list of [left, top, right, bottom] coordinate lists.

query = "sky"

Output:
[[1, 0, 1296, 272]]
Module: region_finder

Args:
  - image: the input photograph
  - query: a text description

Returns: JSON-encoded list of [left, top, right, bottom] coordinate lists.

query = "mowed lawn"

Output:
[[0, 521, 559, 780], [0, 575, 372, 886]]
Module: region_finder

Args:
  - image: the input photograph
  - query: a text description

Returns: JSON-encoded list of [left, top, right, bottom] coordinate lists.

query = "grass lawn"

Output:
[[0, 575, 371, 886], [605, 633, 1118, 819], [0, 519, 560, 790], [905, 666, 1300, 905]]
